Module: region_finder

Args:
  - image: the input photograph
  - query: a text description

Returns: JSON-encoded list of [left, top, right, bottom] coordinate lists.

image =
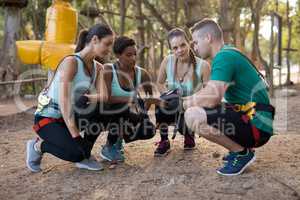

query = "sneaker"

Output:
[[184, 133, 195, 150], [114, 138, 124, 154], [75, 156, 103, 171], [114, 148, 125, 162], [222, 149, 255, 162], [100, 144, 125, 162], [154, 140, 171, 157], [222, 152, 236, 162], [26, 139, 43, 172], [217, 149, 256, 176]]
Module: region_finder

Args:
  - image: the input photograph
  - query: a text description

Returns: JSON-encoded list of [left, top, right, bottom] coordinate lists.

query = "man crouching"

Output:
[[183, 19, 275, 176]]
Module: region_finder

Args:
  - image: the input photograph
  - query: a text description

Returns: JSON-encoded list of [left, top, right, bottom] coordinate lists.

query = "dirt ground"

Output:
[[0, 86, 299, 200]]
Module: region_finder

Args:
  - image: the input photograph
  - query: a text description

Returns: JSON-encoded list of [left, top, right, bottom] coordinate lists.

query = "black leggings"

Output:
[[76, 103, 156, 145], [104, 104, 156, 145], [155, 106, 193, 140], [34, 103, 155, 162], [204, 104, 271, 148], [34, 104, 102, 163]]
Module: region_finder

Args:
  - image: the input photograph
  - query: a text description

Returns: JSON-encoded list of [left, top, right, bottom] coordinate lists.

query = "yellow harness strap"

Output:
[[233, 102, 256, 120]]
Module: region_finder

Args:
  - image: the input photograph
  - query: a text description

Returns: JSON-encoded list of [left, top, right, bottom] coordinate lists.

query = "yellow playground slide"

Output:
[[16, 0, 78, 71]]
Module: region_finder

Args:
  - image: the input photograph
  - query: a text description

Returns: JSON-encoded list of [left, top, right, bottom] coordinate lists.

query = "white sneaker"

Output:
[[75, 157, 103, 171], [26, 139, 42, 172]]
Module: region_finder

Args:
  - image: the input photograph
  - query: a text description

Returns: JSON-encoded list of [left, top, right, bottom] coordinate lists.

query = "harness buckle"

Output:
[[233, 105, 241, 112], [234, 102, 257, 120]]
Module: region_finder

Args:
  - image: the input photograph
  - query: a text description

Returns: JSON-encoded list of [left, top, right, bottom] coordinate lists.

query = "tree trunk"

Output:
[[146, 20, 152, 69], [184, 0, 204, 27], [219, 0, 232, 43], [252, 11, 260, 63], [120, 0, 126, 35], [269, 14, 275, 97], [285, 0, 292, 85], [233, 14, 242, 48], [141, 0, 172, 31], [92, 0, 111, 27], [33, 0, 51, 39], [249, 0, 265, 63], [248, 0, 274, 96], [136, 0, 145, 67], [173, 0, 178, 26], [106, 1, 115, 30], [232, 4, 243, 49], [0, 6, 21, 98], [160, 40, 164, 64], [240, 19, 252, 51]]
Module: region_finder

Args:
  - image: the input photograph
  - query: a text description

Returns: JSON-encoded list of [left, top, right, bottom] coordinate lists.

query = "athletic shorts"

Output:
[[204, 104, 271, 148]]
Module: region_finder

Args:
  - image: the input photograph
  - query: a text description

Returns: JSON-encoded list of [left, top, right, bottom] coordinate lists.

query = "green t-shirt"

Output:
[[210, 45, 273, 134]]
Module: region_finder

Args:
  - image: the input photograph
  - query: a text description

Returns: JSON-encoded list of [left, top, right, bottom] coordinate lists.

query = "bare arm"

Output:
[[201, 60, 211, 86], [58, 57, 80, 138], [183, 80, 229, 109], [156, 56, 169, 93], [85, 61, 108, 103]]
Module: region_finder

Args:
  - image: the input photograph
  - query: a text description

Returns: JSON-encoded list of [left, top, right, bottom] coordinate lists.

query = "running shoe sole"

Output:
[[75, 163, 103, 171]]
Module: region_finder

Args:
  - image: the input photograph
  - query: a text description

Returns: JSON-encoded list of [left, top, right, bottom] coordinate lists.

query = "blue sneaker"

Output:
[[114, 138, 124, 154], [223, 149, 255, 162], [26, 139, 43, 172], [114, 148, 125, 162], [217, 149, 256, 176], [100, 144, 124, 162], [222, 152, 236, 162]]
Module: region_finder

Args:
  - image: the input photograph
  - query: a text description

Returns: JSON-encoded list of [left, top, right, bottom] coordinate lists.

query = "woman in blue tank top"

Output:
[[26, 24, 114, 172], [99, 36, 156, 162], [155, 28, 210, 156]]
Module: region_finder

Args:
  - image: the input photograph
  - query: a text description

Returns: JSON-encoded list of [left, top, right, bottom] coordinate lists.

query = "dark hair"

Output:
[[167, 28, 199, 90], [75, 23, 113, 52], [190, 18, 223, 40], [113, 36, 136, 55]]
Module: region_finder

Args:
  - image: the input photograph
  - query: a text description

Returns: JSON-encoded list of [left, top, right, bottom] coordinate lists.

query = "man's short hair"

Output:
[[190, 18, 223, 40]]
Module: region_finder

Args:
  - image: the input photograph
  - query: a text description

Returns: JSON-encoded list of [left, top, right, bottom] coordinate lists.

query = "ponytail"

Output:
[[75, 24, 113, 53], [75, 29, 89, 52], [189, 49, 200, 92]]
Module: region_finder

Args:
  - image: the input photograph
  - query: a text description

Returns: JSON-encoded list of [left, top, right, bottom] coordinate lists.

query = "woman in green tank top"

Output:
[[99, 36, 155, 162], [155, 28, 210, 156]]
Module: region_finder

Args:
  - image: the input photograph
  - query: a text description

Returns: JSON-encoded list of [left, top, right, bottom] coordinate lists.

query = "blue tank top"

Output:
[[36, 53, 97, 118], [166, 54, 203, 96], [110, 63, 142, 97]]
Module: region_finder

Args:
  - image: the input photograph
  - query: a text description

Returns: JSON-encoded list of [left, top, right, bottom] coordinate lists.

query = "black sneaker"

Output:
[[154, 140, 171, 157], [184, 133, 195, 150]]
